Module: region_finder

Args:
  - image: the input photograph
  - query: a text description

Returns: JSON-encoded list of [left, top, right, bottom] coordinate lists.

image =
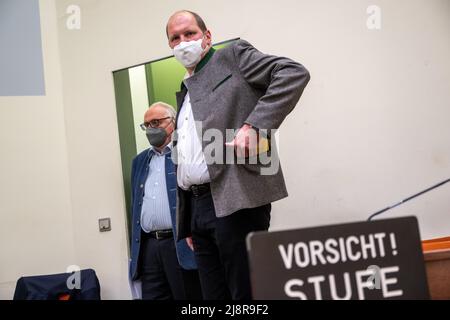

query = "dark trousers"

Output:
[[190, 190, 271, 300], [140, 232, 202, 300]]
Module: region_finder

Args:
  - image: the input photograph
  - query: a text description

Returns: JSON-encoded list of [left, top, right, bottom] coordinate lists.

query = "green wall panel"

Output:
[[113, 69, 135, 243], [146, 57, 185, 108]]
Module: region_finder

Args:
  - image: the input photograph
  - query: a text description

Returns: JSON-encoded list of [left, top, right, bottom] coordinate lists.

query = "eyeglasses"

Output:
[[140, 117, 173, 130]]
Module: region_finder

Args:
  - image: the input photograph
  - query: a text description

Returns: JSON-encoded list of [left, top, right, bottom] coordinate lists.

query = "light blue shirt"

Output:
[[140, 146, 173, 233]]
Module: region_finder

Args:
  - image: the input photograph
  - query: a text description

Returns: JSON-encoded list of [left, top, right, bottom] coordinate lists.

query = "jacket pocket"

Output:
[[212, 74, 232, 92]]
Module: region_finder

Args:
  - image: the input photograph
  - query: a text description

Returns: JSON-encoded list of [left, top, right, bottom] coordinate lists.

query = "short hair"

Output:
[[166, 10, 207, 38], [149, 101, 177, 119]]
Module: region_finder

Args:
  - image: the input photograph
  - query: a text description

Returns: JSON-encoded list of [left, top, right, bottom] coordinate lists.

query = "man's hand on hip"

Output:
[[225, 123, 259, 158]]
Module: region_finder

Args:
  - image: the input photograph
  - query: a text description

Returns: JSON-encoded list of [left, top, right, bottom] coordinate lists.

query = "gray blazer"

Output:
[[175, 39, 310, 240]]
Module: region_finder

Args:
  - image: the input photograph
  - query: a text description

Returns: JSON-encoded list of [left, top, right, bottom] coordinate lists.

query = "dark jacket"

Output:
[[129, 148, 197, 280]]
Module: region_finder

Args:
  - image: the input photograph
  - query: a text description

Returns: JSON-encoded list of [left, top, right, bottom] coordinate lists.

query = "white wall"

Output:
[[0, 0, 75, 299], [1, 0, 449, 299]]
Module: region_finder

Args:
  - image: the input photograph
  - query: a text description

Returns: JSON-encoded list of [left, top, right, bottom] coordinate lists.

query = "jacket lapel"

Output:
[[164, 151, 178, 234], [175, 86, 188, 129]]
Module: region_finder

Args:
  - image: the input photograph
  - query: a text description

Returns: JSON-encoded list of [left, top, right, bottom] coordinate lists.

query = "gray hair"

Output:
[[149, 101, 177, 119]]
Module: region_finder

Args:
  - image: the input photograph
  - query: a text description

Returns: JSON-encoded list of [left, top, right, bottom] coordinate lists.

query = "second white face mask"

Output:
[[173, 38, 204, 68]]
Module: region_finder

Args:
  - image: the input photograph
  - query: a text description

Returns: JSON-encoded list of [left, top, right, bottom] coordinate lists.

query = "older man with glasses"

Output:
[[128, 101, 202, 300]]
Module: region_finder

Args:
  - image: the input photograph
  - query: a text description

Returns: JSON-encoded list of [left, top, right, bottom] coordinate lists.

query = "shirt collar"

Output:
[[148, 143, 173, 157]]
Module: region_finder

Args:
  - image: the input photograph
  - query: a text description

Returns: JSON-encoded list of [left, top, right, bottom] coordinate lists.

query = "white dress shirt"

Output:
[[176, 87, 211, 190]]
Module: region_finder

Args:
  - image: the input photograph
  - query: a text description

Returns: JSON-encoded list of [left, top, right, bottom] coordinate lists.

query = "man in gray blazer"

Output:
[[166, 10, 310, 300]]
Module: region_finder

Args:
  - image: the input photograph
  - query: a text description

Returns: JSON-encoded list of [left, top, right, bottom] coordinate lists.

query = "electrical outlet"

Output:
[[99, 218, 111, 232]]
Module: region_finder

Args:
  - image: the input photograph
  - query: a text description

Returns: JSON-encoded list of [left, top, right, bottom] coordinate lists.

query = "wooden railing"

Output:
[[422, 237, 450, 300]]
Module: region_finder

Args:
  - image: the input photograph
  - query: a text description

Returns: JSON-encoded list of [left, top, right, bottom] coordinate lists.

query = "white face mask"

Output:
[[172, 38, 205, 68]]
